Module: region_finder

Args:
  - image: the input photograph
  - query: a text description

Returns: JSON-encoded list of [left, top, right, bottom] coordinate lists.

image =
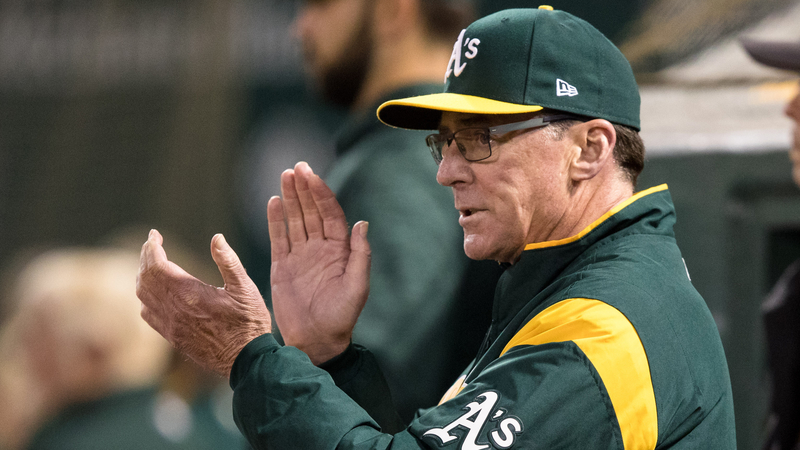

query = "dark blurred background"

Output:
[[1, 1, 800, 448], [0, 0, 655, 275]]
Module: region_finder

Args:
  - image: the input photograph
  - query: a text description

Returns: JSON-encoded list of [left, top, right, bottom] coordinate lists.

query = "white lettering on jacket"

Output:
[[423, 391, 524, 449]]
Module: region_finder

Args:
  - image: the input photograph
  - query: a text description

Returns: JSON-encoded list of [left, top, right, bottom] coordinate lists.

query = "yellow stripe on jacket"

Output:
[[500, 298, 658, 450]]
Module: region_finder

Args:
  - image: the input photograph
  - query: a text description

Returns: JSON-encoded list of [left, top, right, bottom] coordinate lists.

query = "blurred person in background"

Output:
[[743, 37, 800, 450], [1, 247, 172, 449], [0, 246, 247, 450], [0, 311, 44, 450], [290, 0, 503, 420]]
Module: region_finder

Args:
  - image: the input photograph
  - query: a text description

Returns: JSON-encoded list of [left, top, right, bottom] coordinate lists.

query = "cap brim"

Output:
[[377, 93, 544, 130], [741, 37, 800, 72]]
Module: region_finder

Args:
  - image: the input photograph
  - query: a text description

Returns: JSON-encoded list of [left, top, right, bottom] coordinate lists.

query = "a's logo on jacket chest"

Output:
[[423, 390, 524, 449]]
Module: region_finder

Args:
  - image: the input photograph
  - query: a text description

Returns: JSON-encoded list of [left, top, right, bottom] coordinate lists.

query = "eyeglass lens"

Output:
[[427, 128, 491, 165], [425, 114, 582, 166]]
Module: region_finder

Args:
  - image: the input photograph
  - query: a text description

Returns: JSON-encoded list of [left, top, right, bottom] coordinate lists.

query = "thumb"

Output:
[[346, 221, 371, 298], [211, 234, 258, 297]]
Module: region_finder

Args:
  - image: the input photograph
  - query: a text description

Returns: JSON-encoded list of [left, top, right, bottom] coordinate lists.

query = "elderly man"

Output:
[[742, 36, 800, 450], [138, 7, 736, 449]]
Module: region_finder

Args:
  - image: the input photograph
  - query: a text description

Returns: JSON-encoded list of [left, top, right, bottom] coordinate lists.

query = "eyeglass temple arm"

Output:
[[487, 114, 583, 134]]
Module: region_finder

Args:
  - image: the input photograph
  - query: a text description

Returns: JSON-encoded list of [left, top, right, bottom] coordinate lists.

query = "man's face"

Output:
[[786, 81, 800, 186], [435, 112, 574, 264], [294, 0, 373, 108]]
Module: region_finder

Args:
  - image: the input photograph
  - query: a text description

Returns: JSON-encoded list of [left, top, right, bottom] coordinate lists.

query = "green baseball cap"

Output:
[[377, 6, 641, 131]]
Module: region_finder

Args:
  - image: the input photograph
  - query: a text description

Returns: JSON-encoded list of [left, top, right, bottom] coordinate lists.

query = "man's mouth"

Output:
[[460, 208, 485, 218]]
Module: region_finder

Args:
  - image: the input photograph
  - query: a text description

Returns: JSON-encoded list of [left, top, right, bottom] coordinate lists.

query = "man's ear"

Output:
[[570, 119, 616, 181]]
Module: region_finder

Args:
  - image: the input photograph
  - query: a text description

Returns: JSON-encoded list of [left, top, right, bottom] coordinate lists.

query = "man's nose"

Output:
[[436, 142, 471, 187]]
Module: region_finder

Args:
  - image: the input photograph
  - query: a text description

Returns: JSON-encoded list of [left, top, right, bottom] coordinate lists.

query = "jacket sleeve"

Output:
[[230, 334, 416, 449], [317, 342, 406, 433], [230, 334, 626, 449]]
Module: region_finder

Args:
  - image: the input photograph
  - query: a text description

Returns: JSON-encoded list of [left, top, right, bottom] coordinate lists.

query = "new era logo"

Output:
[[556, 79, 578, 97]]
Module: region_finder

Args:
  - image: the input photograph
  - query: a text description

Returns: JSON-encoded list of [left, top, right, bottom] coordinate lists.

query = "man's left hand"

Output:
[[137, 230, 271, 378]]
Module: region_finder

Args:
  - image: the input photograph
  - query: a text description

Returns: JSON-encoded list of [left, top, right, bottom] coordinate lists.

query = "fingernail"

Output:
[[149, 229, 156, 240], [361, 221, 369, 237], [215, 233, 227, 250]]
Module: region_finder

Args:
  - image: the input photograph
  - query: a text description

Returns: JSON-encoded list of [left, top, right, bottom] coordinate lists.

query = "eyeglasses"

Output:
[[425, 114, 581, 165]]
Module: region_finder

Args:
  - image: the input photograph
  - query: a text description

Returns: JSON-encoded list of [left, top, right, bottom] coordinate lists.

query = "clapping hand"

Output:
[[137, 231, 271, 378], [136, 161, 369, 376], [268, 162, 371, 365]]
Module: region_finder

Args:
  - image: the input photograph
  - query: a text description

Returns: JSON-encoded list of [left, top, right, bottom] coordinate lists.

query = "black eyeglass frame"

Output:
[[425, 114, 584, 165]]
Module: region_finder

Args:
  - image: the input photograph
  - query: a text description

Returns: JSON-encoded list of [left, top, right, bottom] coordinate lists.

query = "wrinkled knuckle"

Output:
[[225, 262, 241, 276], [244, 283, 263, 301], [138, 265, 158, 286]]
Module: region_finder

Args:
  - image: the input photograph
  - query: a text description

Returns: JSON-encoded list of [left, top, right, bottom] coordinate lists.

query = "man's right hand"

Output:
[[267, 162, 371, 365]]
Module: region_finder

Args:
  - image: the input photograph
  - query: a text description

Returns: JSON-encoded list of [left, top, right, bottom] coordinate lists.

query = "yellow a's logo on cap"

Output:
[[445, 29, 480, 82]]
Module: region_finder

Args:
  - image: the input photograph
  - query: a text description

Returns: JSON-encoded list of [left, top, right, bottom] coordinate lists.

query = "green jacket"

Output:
[[325, 83, 501, 420], [230, 185, 736, 449]]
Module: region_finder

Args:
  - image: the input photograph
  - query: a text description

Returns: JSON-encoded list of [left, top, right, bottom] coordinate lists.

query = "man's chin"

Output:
[[462, 237, 495, 262]]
